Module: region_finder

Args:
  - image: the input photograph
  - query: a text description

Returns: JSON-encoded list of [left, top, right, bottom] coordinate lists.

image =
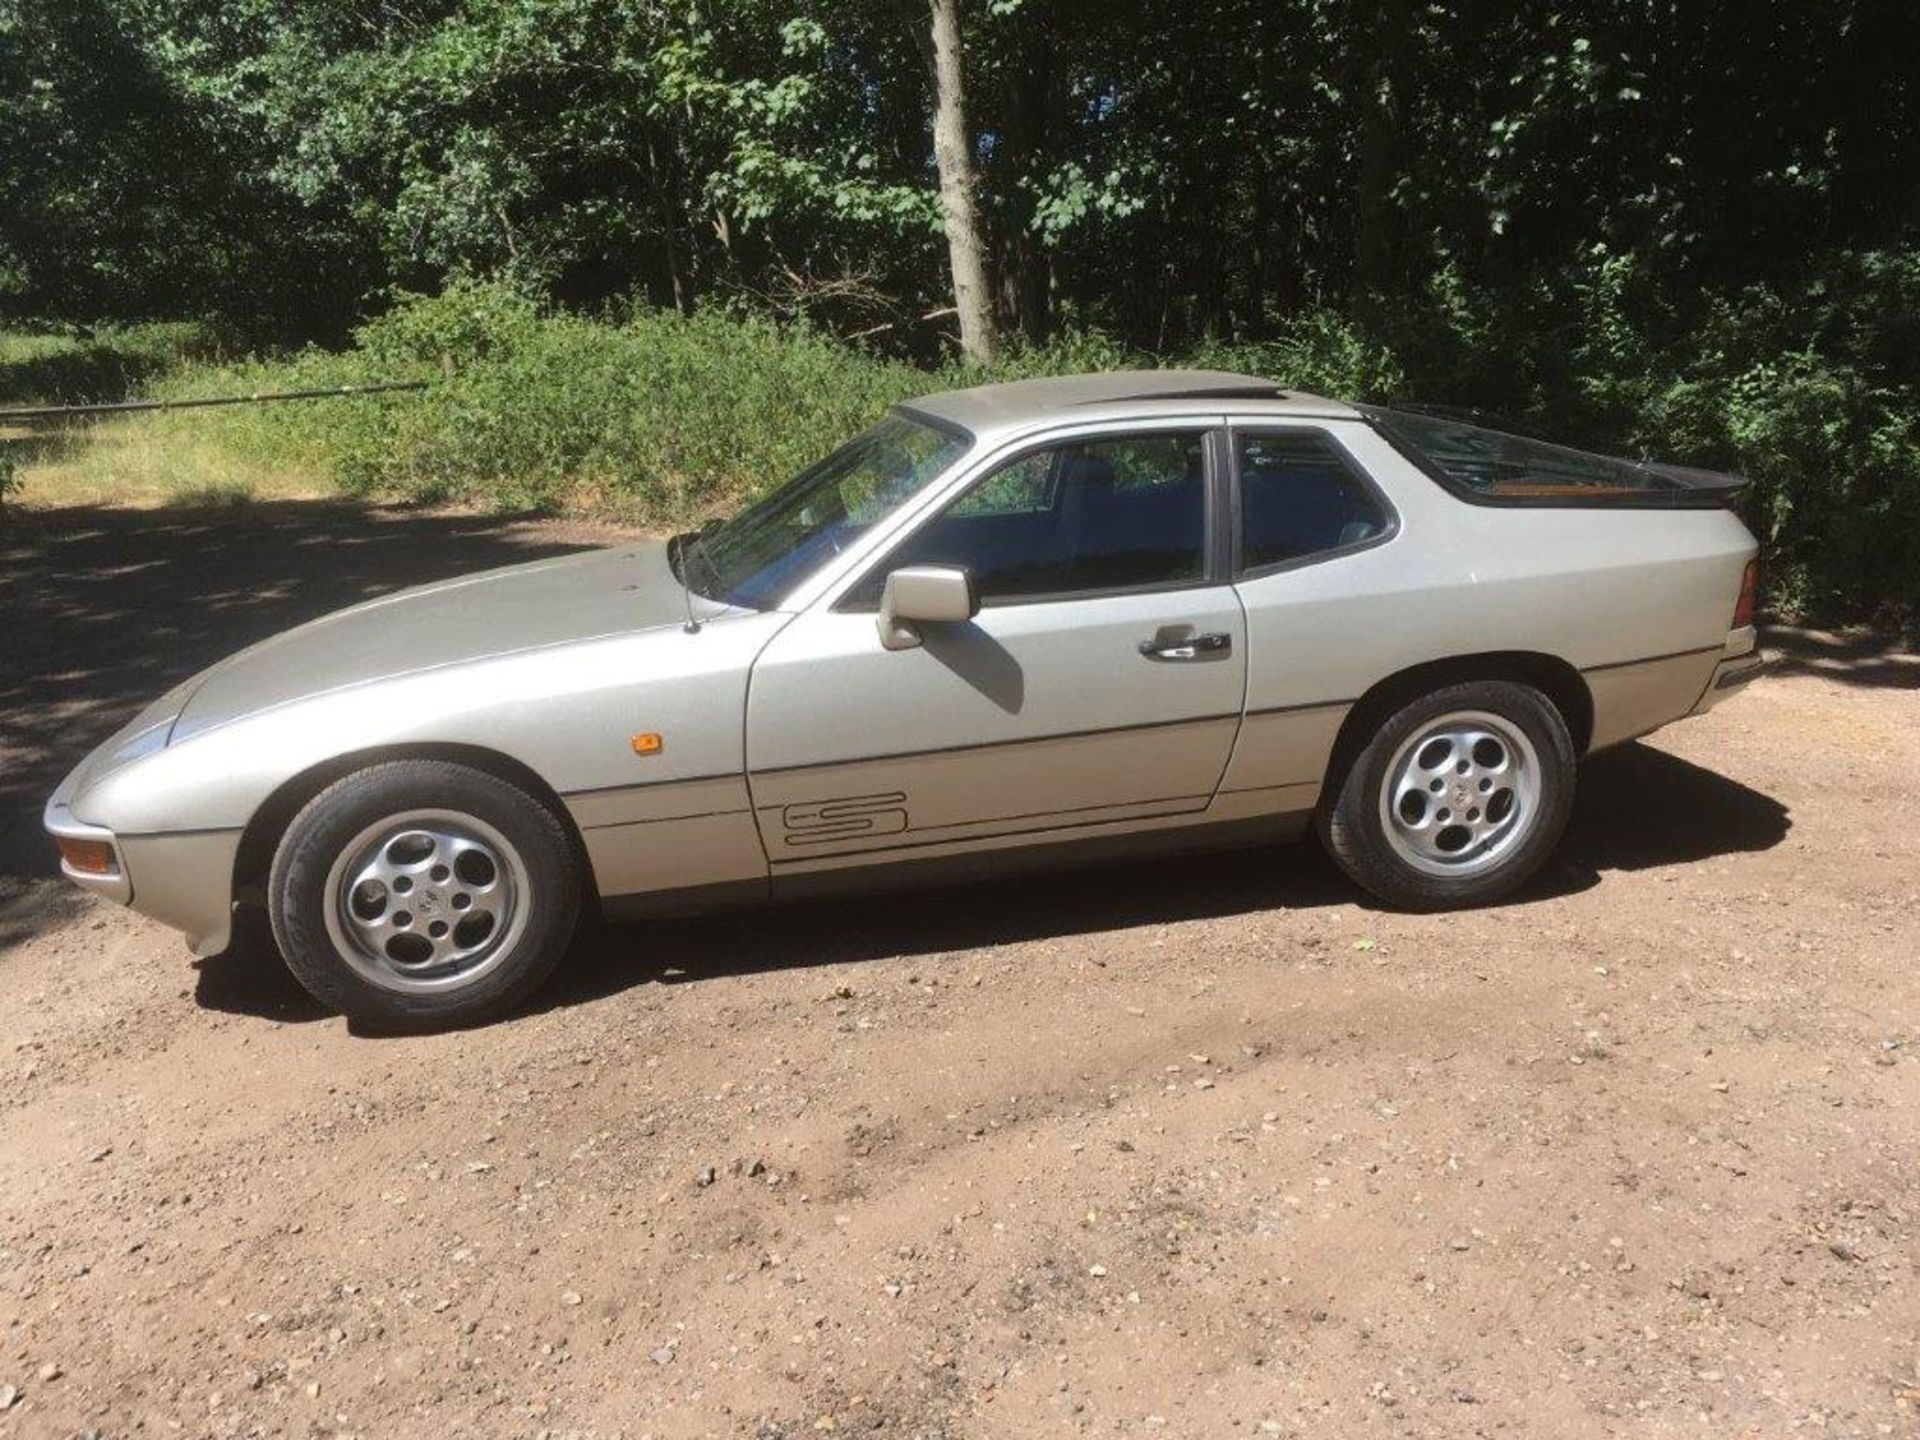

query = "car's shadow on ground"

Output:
[[0, 499, 604, 885], [193, 740, 1791, 1029]]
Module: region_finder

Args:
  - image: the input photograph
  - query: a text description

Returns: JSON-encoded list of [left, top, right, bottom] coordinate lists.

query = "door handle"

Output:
[[1138, 631, 1232, 661]]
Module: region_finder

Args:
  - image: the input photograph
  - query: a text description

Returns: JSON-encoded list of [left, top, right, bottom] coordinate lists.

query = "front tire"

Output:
[[269, 760, 581, 1031], [1319, 679, 1576, 910]]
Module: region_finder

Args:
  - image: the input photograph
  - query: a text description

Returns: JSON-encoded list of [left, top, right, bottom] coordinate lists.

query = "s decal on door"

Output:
[[780, 793, 911, 846]]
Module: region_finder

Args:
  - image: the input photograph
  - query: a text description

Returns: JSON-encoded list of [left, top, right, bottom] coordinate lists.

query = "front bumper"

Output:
[[1689, 626, 1769, 715], [44, 770, 241, 958], [44, 788, 133, 905]]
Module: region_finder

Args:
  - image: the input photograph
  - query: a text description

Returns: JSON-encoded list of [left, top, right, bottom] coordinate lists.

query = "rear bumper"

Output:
[[1689, 627, 1768, 714]]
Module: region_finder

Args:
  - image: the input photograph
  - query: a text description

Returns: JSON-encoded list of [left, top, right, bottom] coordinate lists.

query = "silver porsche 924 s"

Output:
[[46, 371, 1765, 1030]]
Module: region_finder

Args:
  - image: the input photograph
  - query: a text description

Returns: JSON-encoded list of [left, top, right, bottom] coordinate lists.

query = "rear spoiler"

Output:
[[1643, 461, 1751, 500]]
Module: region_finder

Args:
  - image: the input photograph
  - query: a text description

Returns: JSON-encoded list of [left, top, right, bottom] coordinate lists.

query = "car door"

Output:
[[1212, 422, 1401, 814], [745, 423, 1248, 871]]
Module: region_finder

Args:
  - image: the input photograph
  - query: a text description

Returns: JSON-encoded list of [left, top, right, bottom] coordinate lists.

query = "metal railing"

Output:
[[0, 379, 426, 424]]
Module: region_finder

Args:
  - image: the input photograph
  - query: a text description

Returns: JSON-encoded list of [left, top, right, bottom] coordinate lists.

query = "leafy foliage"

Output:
[[1, 0, 1917, 618]]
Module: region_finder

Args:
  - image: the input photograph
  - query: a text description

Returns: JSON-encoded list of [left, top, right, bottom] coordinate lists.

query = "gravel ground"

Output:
[[1, 500, 1916, 1439]]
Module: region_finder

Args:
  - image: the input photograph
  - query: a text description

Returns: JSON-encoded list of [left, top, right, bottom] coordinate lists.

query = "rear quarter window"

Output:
[[1235, 431, 1392, 573]]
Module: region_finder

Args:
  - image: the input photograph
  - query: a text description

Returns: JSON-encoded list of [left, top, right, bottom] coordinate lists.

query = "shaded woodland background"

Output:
[[3, 0, 1917, 621]]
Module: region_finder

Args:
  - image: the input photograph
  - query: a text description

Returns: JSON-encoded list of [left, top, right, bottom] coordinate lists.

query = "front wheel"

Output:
[[1319, 679, 1576, 910], [269, 760, 581, 1031]]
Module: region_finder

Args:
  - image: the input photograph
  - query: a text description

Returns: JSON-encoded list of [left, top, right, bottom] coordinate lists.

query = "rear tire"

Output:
[[1319, 679, 1575, 910], [269, 760, 580, 1031]]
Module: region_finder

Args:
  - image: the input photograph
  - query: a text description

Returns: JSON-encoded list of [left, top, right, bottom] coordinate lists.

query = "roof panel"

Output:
[[899, 369, 1359, 436]]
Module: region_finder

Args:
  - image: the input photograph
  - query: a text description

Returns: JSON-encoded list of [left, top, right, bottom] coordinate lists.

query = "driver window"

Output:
[[845, 430, 1208, 608]]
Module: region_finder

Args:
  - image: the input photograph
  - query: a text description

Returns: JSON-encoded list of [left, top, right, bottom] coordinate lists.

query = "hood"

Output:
[[172, 540, 711, 742]]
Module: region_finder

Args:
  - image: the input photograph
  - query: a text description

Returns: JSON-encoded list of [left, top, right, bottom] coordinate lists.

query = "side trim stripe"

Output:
[[1242, 697, 1356, 719], [561, 771, 741, 801], [1580, 643, 1723, 675], [760, 792, 1208, 839], [112, 825, 244, 839], [579, 808, 750, 833], [767, 799, 1219, 864]]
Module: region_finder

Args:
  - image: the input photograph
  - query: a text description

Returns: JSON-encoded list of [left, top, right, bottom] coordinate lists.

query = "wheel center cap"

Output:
[[416, 890, 442, 916], [1452, 782, 1473, 808]]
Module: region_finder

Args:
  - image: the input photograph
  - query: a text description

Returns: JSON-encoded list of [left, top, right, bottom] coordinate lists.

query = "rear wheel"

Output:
[[269, 760, 580, 1031], [1320, 679, 1575, 910]]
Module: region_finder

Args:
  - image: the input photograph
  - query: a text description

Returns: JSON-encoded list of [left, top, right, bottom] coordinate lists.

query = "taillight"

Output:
[[1732, 557, 1760, 629]]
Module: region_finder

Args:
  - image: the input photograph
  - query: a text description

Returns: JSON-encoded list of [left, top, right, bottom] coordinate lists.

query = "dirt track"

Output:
[[2, 500, 1917, 1439]]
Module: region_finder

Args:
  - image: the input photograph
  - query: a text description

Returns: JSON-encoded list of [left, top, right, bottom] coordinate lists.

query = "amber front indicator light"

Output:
[[56, 836, 119, 876], [1732, 557, 1761, 629]]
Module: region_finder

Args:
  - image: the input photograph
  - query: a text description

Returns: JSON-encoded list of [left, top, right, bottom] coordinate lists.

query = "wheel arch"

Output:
[[1320, 651, 1593, 813], [231, 742, 597, 912]]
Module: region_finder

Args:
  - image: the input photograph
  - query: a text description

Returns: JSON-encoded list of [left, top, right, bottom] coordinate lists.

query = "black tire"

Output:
[[1318, 679, 1576, 911], [269, 760, 581, 1031]]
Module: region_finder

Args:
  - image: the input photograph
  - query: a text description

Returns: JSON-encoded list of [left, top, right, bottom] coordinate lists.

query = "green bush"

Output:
[[173, 284, 1417, 525], [169, 281, 935, 521], [1552, 249, 1920, 623], [59, 271, 1920, 626], [0, 321, 222, 405]]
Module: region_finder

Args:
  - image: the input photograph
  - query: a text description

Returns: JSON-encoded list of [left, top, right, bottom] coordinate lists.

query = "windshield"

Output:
[[684, 413, 969, 609], [1362, 405, 1681, 500]]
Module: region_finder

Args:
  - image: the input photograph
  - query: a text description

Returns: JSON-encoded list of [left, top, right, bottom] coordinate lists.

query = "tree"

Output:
[[925, 0, 998, 362]]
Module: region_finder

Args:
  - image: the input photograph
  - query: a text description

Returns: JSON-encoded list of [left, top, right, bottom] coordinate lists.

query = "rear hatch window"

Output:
[[1361, 406, 1735, 507]]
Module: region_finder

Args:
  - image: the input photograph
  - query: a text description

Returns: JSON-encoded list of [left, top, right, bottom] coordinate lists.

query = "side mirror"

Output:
[[876, 565, 979, 650]]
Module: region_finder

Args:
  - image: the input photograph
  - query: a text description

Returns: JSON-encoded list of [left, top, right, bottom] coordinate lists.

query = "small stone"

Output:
[[1829, 1242, 1862, 1262], [651, 1344, 676, 1366], [36, 1362, 60, 1382], [305, 1381, 321, 1399], [1088, 1264, 1108, 1278], [561, 1290, 583, 1306], [696, 1165, 717, 1188], [1451, 1386, 1481, 1403], [0, 1384, 16, 1410]]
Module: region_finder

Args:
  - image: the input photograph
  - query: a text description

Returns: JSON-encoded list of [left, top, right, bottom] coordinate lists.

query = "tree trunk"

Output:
[[999, 25, 1053, 344], [927, 0, 998, 363], [1353, 0, 1411, 329]]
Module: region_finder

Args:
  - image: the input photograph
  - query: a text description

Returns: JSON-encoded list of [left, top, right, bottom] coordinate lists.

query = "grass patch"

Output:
[[0, 322, 224, 406], [6, 415, 322, 511]]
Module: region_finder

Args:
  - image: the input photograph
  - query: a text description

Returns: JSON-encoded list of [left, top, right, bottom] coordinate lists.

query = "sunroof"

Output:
[[1079, 382, 1289, 405]]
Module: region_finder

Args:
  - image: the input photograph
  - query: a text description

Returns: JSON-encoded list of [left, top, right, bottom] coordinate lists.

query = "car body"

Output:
[[46, 371, 1764, 1027]]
